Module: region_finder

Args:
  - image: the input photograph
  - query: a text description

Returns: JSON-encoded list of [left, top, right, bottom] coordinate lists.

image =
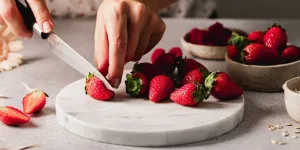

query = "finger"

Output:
[[94, 15, 109, 77], [146, 15, 166, 53], [0, 0, 32, 38], [27, 0, 53, 33], [105, 9, 128, 88], [125, 2, 145, 62], [0, 17, 4, 25]]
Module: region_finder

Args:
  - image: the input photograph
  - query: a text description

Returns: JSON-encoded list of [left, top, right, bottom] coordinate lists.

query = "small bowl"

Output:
[[181, 33, 227, 60], [225, 54, 300, 92], [283, 76, 300, 123]]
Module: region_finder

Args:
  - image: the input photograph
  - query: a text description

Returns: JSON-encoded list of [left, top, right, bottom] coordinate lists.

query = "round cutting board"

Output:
[[56, 70, 244, 147]]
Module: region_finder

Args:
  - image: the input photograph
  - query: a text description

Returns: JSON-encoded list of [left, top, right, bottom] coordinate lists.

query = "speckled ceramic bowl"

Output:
[[225, 54, 300, 92], [181, 33, 227, 60], [283, 76, 300, 123]]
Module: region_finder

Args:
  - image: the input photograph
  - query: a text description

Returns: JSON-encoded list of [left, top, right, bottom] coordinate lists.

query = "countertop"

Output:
[[1, 19, 300, 150]]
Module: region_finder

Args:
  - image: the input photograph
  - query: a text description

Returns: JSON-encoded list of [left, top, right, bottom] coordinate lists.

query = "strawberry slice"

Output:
[[0, 106, 30, 125], [23, 90, 48, 114]]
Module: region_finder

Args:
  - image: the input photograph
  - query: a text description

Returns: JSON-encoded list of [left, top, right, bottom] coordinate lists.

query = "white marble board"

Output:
[[56, 70, 244, 147]]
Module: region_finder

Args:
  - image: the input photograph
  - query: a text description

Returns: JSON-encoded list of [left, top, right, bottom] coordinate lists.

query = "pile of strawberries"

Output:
[[124, 47, 244, 106], [228, 24, 300, 65], [187, 22, 235, 46], [0, 86, 48, 126]]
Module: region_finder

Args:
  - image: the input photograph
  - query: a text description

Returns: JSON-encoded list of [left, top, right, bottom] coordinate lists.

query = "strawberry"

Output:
[[208, 22, 228, 46], [171, 82, 208, 106], [168, 47, 183, 58], [151, 48, 166, 63], [0, 106, 30, 125], [188, 28, 209, 45], [153, 54, 176, 74], [242, 43, 281, 65], [23, 90, 48, 114], [149, 75, 175, 103], [85, 73, 115, 101], [247, 31, 265, 43], [263, 24, 288, 52], [125, 73, 149, 97], [177, 58, 208, 79], [282, 46, 300, 63], [227, 45, 240, 61], [181, 68, 209, 86], [228, 32, 249, 51], [132, 62, 163, 80], [205, 72, 243, 100]]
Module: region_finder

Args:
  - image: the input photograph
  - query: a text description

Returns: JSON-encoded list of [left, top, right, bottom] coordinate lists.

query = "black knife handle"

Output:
[[15, 0, 50, 39]]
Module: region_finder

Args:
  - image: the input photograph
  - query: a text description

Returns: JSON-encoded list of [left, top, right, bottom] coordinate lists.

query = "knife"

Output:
[[15, 0, 114, 90]]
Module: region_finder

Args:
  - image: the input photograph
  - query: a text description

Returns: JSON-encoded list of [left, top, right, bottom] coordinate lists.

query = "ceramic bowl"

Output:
[[181, 33, 227, 60], [225, 54, 300, 92], [283, 76, 300, 123]]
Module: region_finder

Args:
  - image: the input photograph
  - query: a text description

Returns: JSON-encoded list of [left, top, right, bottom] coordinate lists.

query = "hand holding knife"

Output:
[[15, 0, 114, 90]]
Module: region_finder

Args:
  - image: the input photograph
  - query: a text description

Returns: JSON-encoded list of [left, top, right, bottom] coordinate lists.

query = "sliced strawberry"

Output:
[[23, 90, 48, 114], [0, 106, 30, 125]]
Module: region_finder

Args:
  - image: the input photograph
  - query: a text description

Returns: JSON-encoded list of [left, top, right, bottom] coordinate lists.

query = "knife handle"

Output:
[[15, 0, 50, 39]]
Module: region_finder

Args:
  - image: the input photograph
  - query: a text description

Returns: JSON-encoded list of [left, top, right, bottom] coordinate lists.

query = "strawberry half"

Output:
[[177, 58, 208, 79], [23, 89, 48, 114], [171, 82, 208, 106], [205, 71, 243, 101], [125, 73, 149, 97], [181, 68, 209, 86], [151, 48, 166, 63], [263, 24, 288, 52], [168, 47, 183, 58], [85, 73, 115, 101], [149, 75, 175, 103], [0, 106, 30, 125], [282, 46, 300, 63]]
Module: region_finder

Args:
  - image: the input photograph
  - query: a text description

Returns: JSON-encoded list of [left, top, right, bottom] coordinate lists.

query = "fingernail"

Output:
[[112, 78, 121, 88], [42, 21, 52, 33]]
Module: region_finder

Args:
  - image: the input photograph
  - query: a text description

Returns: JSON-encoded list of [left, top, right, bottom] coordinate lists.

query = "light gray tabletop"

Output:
[[1, 19, 300, 150]]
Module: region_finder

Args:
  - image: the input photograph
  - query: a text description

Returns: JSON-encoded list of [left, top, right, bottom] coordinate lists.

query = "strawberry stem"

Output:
[[204, 71, 219, 99], [125, 74, 142, 96], [192, 82, 209, 102], [228, 32, 249, 51]]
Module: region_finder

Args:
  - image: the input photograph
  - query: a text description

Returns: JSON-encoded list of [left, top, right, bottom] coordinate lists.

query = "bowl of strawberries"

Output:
[[181, 22, 247, 60], [225, 24, 300, 92]]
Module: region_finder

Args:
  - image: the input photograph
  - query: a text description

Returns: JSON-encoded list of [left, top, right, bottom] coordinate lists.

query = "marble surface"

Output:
[[56, 70, 244, 146], [1, 19, 300, 149]]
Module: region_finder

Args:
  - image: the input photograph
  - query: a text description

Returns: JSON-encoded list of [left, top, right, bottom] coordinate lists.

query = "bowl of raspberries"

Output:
[[225, 24, 300, 92], [181, 22, 247, 60]]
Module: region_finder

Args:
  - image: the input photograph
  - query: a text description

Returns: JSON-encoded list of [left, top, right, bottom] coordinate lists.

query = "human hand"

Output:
[[0, 0, 53, 39], [94, 0, 166, 88]]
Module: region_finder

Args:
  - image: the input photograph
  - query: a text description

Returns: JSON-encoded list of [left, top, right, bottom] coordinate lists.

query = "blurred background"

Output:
[[217, 0, 300, 18]]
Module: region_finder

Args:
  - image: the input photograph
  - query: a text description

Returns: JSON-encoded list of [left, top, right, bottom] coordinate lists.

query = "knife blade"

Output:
[[16, 0, 114, 90]]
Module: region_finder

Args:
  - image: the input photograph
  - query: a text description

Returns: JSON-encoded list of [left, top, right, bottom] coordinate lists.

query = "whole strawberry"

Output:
[[23, 89, 48, 114], [263, 24, 288, 52], [177, 58, 208, 79], [153, 54, 176, 74], [0, 106, 30, 125], [125, 73, 149, 97], [227, 45, 240, 61], [242, 43, 281, 65], [168, 47, 183, 58], [247, 31, 265, 43], [181, 68, 209, 86], [282, 46, 300, 63], [132, 62, 163, 80], [149, 75, 175, 103], [188, 28, 209, 45], [205, 72, 243, 100], [151, 48, 166, 63], [171, 82, 208, 106], [85, 73, 115, 101]]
